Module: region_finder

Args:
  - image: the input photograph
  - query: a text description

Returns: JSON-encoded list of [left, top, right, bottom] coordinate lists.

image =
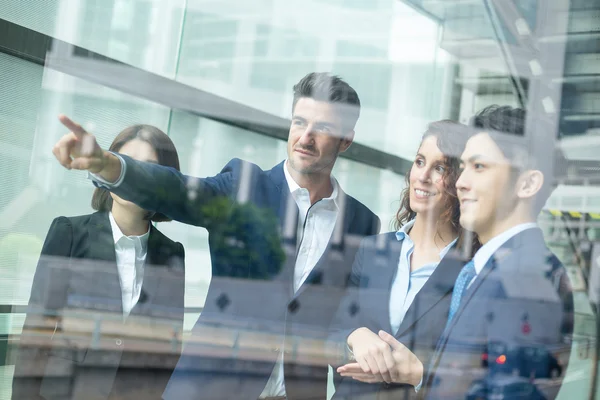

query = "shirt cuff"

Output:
[[346, 344, 355, 360], [88, 152, 126, 188], [414, 375, 423, 392]]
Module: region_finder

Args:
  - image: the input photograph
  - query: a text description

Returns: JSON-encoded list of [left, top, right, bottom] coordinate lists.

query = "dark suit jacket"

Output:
[[422, 228, 573, 400], [12, 211, 185, 400], [328, 232, 465, 400], [96, 156, 381, 400]]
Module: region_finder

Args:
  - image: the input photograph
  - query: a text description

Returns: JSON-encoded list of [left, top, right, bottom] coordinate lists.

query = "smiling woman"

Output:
[[395, 119, 475, 252], [329, 119, 480, 400]]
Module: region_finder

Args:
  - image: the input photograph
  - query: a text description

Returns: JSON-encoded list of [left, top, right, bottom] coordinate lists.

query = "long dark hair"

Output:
[[394, 120, 479, 254], [91, 124, 180, 222]]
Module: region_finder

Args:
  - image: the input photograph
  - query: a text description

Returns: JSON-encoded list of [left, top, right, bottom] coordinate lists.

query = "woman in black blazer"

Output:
[[12, 125, 185, 400]]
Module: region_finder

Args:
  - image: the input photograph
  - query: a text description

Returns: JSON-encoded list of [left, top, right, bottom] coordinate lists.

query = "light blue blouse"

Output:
[[389, 220, 457, 333]]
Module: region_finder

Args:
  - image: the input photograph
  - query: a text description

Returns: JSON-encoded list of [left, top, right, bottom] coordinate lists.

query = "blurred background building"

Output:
[[0, 0, 598, 398]]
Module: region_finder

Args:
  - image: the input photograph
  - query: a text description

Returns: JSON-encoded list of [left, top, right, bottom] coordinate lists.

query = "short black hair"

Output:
[[292, 72, 361, 131], [91, 125, 180, 222], [471, 105, 526, 136], [469, 105, 566, 214]]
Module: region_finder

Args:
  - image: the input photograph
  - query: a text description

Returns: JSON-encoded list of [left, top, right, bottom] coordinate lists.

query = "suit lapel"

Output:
[[367, 234, 402, 334], [424, 257, 492, 390], [440, 230, 534, 340], [444, 257, 496, 342], [425, 230, 532, 390], [395, 249, 464, 337], [267, 162, 299, 291], [443, 236, 523, 339], [85, 212, 123, 313], [333, 190, 355, 251], [267, 160, 298, 243], [427, 256, 497, 387]]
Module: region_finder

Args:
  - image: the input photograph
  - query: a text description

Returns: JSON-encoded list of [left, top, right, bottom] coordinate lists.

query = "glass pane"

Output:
[[0, 1, 598, 400]]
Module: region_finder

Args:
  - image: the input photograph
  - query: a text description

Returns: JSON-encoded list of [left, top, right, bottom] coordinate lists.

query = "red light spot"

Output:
[[496, 355, 507, 364], [522, 322, 531, 335], [482, 353, 488, 361]]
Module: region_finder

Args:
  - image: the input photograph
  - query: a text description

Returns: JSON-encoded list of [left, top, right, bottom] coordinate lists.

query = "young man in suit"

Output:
[[51, 72, 380, 400], [421, 105, 573, 399]]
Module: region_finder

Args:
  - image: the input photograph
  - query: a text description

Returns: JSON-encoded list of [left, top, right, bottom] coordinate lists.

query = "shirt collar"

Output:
[[108, 212, 150, 246], [395, 219, 457, 259], [395, 219, 416, 241], [473, 222, 539, 275], [283, 159, 339, 207]]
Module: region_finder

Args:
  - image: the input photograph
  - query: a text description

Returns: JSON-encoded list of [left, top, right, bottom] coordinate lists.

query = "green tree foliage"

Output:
[[200, 197, 286, 280]]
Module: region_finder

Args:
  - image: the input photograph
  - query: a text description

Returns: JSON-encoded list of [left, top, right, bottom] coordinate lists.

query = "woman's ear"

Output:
[[517, 169, 544, 200]]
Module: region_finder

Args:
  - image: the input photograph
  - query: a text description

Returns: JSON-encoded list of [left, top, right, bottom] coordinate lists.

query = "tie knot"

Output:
[[462, 260, 475, 274]]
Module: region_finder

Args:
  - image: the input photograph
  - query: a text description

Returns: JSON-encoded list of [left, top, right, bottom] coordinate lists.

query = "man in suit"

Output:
[[420, 105, 574, 399], [51, 72, 381, 400]]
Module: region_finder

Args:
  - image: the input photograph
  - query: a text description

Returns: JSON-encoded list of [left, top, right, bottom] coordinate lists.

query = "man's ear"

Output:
[[517, 169, 544, 200], [339, 130, 355, 153]]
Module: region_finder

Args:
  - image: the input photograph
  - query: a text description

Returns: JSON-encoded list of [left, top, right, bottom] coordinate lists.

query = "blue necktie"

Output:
[[447, 260, 476, 325]]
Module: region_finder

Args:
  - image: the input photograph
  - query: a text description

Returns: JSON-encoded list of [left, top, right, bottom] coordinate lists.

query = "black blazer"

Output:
[[422, 228, 573, 400], [12, 211, 185, 400], [329, 232, 465, 400], [97, 156, 381, 400]]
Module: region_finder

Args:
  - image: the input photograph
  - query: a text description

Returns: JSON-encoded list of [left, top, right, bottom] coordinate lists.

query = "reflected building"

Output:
[[0, 0, 599, 399]]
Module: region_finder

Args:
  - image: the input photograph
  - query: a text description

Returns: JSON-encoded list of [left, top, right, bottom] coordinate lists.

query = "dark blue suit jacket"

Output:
[[422, 228, 573, 400], [329, 232, 465, 400], [100, 156, 381, 400]]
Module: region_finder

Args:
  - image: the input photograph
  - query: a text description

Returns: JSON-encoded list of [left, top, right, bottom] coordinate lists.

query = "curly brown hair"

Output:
[[394, 120, 479, 254]]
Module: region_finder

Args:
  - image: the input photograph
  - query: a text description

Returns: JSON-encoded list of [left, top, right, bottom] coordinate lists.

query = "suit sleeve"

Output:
[[327, 239, 367, 367], [370, 215, 381, 236], [12, 217, 73, 400], [94, 154, 238, 227]]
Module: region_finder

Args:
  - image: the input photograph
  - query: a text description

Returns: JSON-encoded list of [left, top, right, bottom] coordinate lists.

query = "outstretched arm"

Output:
[[52, 115, 235, 226]]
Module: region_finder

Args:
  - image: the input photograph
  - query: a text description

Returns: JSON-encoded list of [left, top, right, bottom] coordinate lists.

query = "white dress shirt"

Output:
[[108, 212, 150, 317], [389, 220, 457, 333], [468, 222, 538, 288], [259, 160, 340, 398]]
